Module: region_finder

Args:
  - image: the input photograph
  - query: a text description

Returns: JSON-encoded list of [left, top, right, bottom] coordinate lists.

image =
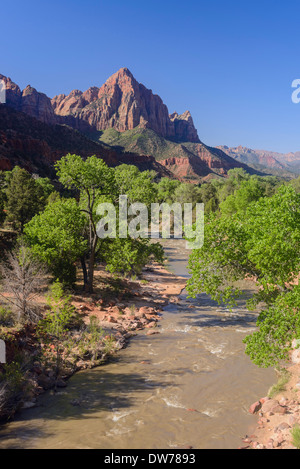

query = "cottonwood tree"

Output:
[[55, 154, 116, 293], [24, 198, 87, 286], [187, 185, 300, 367]]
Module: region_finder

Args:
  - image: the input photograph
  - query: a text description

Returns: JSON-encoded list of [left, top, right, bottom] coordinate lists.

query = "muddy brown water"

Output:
[[0, 240, 275, 449]]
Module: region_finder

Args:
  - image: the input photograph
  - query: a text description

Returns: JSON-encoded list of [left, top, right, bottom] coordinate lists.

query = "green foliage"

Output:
[[0, 189, 5, 226], [291, 425, 300, 449], [173, 183, 201, 205], [268, 368, 290, 398], [157, 178, 181, 204], [115, 165, 157, 207], [78, 316, 104, 362], [55, 154, 115, 196], [40, 281, 76, 338], [244, 286, 300, 367], [101, 238, 165, 276], [34, 177, 56, 203], [290, 175, 300, 194], [187, 185, 300, 367], [1, 361, 25, 392], [0, 306, 14, 327], [24, 198, 87, 285], [220, 177, 266, 215], [38, 281, 76, 376], [4, 167, 46, 231]]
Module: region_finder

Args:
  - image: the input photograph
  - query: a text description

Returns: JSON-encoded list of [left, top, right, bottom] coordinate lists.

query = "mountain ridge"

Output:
[[218, 145, 300, 176], [0, 69, 269, 181]]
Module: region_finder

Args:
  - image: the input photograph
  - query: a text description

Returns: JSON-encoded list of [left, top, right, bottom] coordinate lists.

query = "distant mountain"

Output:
[[0, 69, 263, 181], [218, 145, 300, 177]]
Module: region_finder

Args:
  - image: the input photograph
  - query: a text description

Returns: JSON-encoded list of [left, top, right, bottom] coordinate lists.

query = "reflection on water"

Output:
[[0, 240, 275, 449]]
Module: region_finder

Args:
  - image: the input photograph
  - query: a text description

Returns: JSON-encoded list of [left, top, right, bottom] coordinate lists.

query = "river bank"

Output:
[[244, 360, 300, 449], [0, 241, 276, 449], [0, 261, 187, 422]]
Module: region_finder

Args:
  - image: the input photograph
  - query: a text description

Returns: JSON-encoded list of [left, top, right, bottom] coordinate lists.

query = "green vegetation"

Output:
[[268, 368, 290, 398], [187, 176, 300, 367], [291, 425, 300, 449], [0, 152, 298, 424], [24, 198, 87, 286]]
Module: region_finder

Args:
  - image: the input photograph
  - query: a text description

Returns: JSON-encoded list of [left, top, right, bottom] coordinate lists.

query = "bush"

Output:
[[291, 425, 300, 449], [0, 307, 14, 327]]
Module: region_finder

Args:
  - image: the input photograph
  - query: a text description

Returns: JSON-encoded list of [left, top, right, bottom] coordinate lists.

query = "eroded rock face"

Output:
[[52, 68, 200, 142], [0, 75, 57, 125], [0, 74, 22, 110], [169, 111, 200, 143], [21, 85, 57, 125]]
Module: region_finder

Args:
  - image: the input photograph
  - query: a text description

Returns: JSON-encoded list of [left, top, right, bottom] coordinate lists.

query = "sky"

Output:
[[1, 0, 300, 153]]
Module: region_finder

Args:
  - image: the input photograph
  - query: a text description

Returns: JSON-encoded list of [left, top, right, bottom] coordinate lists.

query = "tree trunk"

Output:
[[86, 236, 98, 293], [81, 257, 88, 291]]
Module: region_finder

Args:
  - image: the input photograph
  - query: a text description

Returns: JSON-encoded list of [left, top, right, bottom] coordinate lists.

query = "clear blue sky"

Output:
[[1, 0, 300, 153]]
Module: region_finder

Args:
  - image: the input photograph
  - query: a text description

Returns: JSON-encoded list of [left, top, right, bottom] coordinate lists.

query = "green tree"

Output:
[[157, 178, 181, 204], [199, 183, 219, 212], [114, 165, 157, 207], [100, 237, 164, 276], [187, 185, 300, 367], [24, 198, 87, 285], [219, 177, 265, 215], [173, 183, 201, 205], [0, 189, 5, 226], [5, 167, 45, 232], [55, 154, 115, 292], [38, 281, 76, 378]]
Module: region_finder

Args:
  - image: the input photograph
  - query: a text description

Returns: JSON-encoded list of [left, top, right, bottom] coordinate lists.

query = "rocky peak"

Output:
[[1, 69, 201, 144], [0, 74, 22, 110], [21, 85, 57, 125], [169, 110, 200, 143], [0, 75, 56, 125], [51, 68, 200, 142]]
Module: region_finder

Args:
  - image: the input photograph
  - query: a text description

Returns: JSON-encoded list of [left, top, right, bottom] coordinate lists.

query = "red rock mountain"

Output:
[[0, 104, 173, 178], [0, 74, 57, 125], [52, 68, 200, 142], [0, 69, 263, 181]]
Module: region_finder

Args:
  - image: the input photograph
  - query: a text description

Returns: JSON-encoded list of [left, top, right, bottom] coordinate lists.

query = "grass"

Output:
[[268, 368, 291, 399], [291, 425, 300, 449]]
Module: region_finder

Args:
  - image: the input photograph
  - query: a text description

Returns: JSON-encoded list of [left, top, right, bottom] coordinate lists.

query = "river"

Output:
[[0, 240, 275, 449]]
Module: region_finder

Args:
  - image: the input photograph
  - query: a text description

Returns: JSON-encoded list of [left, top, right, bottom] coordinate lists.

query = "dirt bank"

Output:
[[0, 261, 187, 421], [242, 361, 300, 449]]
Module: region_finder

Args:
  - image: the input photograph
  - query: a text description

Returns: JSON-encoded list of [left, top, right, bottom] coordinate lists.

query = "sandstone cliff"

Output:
[[0, 74, 57, 125], [52, 68, 200, 143], [0, 70, 260, 181]]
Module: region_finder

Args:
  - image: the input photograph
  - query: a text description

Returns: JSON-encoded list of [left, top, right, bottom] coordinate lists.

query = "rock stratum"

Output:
[[0, 69, 261, 180]]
